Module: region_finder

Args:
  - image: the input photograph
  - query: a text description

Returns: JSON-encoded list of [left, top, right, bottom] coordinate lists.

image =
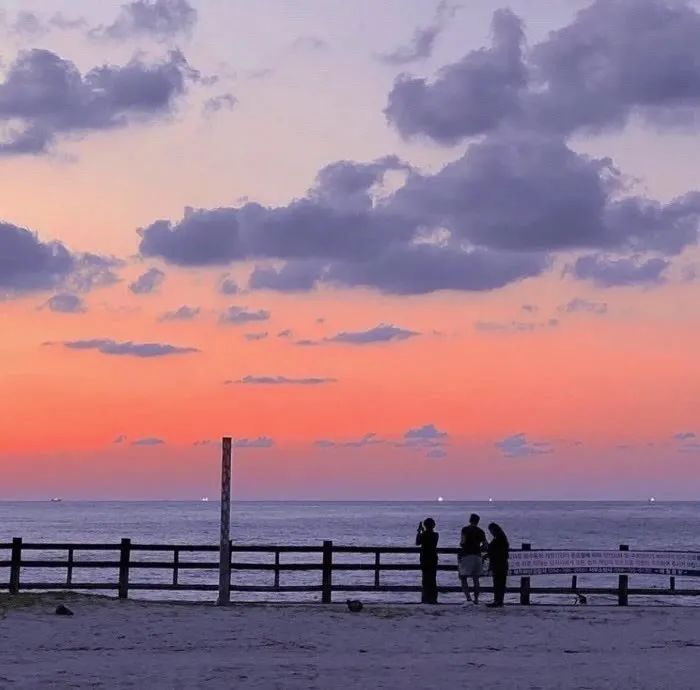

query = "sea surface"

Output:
[[1, 501, 698, 604]]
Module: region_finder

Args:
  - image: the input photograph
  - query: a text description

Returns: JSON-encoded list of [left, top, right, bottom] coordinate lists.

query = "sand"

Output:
[[1, 594, 698, 689]]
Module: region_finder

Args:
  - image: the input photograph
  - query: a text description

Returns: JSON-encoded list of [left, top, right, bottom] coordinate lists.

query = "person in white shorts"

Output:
[[458, 513, 487, 604]]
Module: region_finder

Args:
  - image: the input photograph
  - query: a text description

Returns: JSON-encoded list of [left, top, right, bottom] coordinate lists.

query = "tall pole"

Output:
[[217, 436, 232, 605]]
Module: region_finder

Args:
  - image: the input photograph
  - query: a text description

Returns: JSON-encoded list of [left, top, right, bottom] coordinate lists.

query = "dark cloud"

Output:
[[138, 133, 700, 295], [559, 298, 608, 315], [378, 1, 460, 65], [426, 448, 447, 459], [219, 305, 270, 325], [570, 254, 669, 287], [474, 319, 558, 333], [129, 267, 165, 294], [295, 339, 319, 347], [59, 338, 198, 357], [113, 434, 127, 444], [0, 222, 74, 293], [327, 323, 419, 344], [496, 433, 553, 458], [277, 329, 293, 338], [131, 437, 165, 446], [0, 221, 119, 297], [0, 49, 195, 155], [244, 332, 268, 341], [674, 432, 697, 442], [96, 0, 197, 40], [385, 9, 526, 143], [233, 437, 274, 449], [230, 375, 336, 385], [204, 93, 237, 115], [160, 305, 199, 321], [45, 293, 86, 314], [386, 0, 700, 143], [529, 0, 700, 135]]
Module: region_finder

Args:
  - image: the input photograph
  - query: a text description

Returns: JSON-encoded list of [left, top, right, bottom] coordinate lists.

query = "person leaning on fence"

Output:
[[416, 518, 439, 604], [458, 513, 488, 605], [484, 522, 510, 608]]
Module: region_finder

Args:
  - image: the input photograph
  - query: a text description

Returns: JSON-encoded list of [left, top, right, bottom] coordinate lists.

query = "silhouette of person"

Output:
[[458, 513, 487, 604], [416, 517, 439, 604], [485, 522, 510, 608]]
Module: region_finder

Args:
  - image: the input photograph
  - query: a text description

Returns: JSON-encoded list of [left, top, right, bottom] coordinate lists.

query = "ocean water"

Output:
[[1, 501, 698, 604]]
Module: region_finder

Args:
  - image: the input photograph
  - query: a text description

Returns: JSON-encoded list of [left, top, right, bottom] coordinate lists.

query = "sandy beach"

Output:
[[1, 594, 698, 689]]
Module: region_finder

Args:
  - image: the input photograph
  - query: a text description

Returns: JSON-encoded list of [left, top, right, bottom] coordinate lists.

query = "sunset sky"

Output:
[[1, 0, 699, 500]]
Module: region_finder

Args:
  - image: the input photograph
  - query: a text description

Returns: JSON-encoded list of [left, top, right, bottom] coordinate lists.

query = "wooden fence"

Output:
[[1, 539, 698, 605]]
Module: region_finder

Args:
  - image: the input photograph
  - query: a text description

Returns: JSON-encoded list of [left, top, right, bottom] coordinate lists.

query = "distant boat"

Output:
[[50, 497, 62, 502], [437, 496, 444, 502], [201, 497, 209, 502], [488, 497, 494, 503], [649, 497, 656, 503]]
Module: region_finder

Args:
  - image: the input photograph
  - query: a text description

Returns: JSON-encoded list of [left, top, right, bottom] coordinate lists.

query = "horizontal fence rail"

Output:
[[1, 539, 699, 605]]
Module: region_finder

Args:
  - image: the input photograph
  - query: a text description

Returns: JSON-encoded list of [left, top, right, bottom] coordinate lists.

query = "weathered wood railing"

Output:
[[1, 539, 698, 605]]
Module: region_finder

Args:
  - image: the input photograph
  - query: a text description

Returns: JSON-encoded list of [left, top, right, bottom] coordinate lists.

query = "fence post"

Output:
[[172, 548, 179, 587], [118, 538, 131, 600], [67, 548, 74, 586], [519, 543, 531, 605], [274, 550, 280, 589], [322, 540, 333, 604], [618, 544, 629, 606], [9, 537, 22, 595], [670, 576, 675, 592], [374, 551, 381, 588], [218, 436, 232, 606]]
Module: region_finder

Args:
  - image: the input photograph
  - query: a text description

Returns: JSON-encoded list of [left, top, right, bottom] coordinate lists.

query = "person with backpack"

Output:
[[458, 513, 487, 605]]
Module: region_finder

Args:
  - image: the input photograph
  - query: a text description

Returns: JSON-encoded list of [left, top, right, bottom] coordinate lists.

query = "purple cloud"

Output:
[[570, 255, 669, 287], [230, 375, 336, 386], [160, 305, 199, 321], [378, 1, 460, 66], [218, 274, 240, 295], [475, 319, 558, 333], [315, 432, 384, 449], [559, 298, 608, 315], [496, 433, 553, 458], [327, 324, 419, 345], [0, 49, 195, 155], [131, 437, 165, 446], [219, 305, 270, 325], [386, 0, 700, 143], [45, 293, 86, 314], [129, 268, 165, 294], [60, 339, 198, 357], [96, 0, 197, 40], [233, 436, 274, 449], [385, 9, 526, 143], [204, 93, 237, 115]]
